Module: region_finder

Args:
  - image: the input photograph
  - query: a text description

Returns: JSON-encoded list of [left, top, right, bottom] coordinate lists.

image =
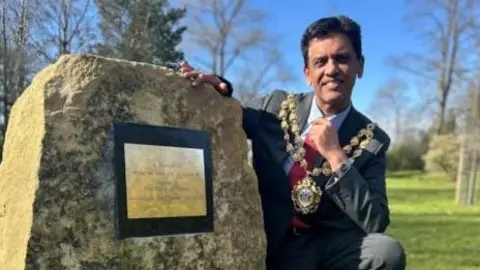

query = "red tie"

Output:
[[288, 135, 319, 228]]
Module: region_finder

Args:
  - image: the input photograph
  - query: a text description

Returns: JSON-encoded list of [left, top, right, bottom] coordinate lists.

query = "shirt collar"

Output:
[[306, 97, 351, 130]]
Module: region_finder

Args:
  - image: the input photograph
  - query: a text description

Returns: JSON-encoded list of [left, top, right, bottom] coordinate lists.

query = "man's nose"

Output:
[[324, 59, 339, 76]]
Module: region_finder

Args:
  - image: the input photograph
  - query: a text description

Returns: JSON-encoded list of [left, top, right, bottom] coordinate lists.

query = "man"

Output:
[[181, 15, 406, 270]]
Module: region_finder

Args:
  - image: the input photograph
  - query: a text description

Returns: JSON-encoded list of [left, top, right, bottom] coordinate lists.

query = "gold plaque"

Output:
[[124, 143, 206, 219]]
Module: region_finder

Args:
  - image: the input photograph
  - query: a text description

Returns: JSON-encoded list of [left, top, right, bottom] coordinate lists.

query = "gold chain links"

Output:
[[279, 93, 377, 177]]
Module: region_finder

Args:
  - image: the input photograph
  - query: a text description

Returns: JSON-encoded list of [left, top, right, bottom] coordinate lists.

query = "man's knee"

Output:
[[362, 233, 406, 270]]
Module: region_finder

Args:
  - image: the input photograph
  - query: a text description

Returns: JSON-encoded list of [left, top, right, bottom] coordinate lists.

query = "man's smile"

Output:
[[321, 79, 343, 89]]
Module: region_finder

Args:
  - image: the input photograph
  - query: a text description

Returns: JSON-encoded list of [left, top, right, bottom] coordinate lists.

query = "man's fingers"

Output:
[[311, 118, 324, 125], [192, 73, 206, 85], [311, 118, 331, 126], [180, 66, 193, 73], [180, 61, 194, 72], [181, 65, 227, 94], [307, 126, 320, 138], [193, 73, 222, 87], [182, 70, 200, 80]]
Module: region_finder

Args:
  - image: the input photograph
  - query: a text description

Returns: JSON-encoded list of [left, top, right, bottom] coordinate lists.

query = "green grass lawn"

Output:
[[386, 171, 480, 270]]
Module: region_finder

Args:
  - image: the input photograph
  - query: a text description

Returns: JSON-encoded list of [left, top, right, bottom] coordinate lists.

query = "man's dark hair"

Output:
[[301, 15, 363, 66]]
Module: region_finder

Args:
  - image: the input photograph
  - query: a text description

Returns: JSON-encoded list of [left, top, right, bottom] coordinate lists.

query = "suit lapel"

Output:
[[272, 91, 314, 167], [296, 91, 315, 133], [336, 107, 385, 170], [337, 106, 363, 148]]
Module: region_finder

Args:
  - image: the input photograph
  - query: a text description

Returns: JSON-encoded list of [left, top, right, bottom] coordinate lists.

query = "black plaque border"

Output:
[[113, 122, 214, 239]]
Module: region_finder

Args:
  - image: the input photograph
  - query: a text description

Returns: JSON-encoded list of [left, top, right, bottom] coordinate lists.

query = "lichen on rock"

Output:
[[0, 54, 266, 270]]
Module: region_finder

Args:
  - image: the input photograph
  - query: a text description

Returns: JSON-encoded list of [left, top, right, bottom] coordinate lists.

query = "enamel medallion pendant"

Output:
[[291, 176, 322, 215]]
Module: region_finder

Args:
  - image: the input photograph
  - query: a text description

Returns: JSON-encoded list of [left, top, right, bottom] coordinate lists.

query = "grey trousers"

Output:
[[267, 227, 406, 270]]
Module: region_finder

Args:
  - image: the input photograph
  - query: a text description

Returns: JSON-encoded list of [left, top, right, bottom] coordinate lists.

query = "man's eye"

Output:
[[314, 58, 326, 66], [336, 55, 350, 63]]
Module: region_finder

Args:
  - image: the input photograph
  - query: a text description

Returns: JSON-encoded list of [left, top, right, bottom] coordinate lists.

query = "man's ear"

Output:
[[304, 66, 311, 85], [358, 56, 365, 79]]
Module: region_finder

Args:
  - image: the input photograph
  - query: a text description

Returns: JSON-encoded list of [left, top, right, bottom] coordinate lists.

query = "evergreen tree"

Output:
[[95, 0, 186, 68]]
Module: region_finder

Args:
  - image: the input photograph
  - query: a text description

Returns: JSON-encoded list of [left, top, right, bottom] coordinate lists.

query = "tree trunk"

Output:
[[456, 138, 470, 205], [466, 149, 478, 205], [1, 2, 10, 162], [437, 95, 447, 134]]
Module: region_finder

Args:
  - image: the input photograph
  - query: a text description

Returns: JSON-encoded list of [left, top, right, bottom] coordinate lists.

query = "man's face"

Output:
[[304, 33, 364, 110]]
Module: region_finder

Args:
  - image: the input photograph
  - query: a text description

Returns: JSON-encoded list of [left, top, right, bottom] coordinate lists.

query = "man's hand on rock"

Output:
[[180, 61, 229, 95]]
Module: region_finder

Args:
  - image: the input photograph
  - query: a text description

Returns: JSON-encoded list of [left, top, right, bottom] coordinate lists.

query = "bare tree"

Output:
[[1, 0, 10, 150], [12, 0, 31, 93], [388, 0, 480, 134], [178, 0, 296, 102], [29, 0, 96, 64], [1, 0, 35, 161], [234, 48, 295, 104], [369, 78, 409, 140], [368, 77, 431, 141]]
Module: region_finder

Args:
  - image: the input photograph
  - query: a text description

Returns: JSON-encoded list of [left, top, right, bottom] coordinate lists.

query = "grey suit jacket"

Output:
[[240, 89, 391, 256]]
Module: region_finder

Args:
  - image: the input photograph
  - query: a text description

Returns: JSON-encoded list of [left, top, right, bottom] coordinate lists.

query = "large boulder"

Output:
[[0, 55, 266, 269]]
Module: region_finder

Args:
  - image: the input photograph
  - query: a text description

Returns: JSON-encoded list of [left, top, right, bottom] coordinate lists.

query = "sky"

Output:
[[180, 0, 428, 115]]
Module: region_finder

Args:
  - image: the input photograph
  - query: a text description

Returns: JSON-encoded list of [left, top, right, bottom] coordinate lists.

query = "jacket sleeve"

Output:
[[324, 138, 391, 233], [216, 75, 268, 140]]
